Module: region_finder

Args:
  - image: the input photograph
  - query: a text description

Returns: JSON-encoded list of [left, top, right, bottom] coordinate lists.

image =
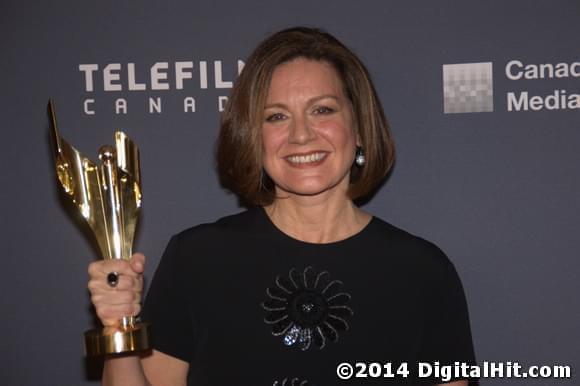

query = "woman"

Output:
[[89, 27, 475, 385]]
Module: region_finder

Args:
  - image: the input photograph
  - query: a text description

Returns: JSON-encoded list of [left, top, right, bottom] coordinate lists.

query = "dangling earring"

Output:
[[355, 146, 366, 166]]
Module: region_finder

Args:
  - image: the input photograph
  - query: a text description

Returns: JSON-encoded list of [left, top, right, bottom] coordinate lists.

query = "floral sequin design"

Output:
[[262, 267, 353, 350], [273, 378, 313, 386]]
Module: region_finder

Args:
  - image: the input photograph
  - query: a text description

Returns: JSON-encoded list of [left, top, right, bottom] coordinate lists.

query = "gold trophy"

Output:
[[48, 100, 150, 356]]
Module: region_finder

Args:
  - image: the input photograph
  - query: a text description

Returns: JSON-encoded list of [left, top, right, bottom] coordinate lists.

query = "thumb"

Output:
[[130, 253, 146, 274]]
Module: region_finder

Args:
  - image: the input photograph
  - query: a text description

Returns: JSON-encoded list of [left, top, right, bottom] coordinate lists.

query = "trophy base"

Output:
[[85, 322, 151, 356]]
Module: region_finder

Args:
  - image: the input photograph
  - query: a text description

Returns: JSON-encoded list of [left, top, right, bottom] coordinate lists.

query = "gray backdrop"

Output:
[[1, 1, 578, 385]]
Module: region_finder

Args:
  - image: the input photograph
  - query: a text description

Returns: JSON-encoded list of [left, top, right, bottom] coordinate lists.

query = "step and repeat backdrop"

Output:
[[1, 1, 578, 385]]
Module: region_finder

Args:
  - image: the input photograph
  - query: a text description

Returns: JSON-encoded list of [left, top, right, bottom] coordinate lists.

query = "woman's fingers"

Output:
[[87, 253, 146, 327], [96, 303, 142, 327], [88, 258, 138, 278], [88, 271, 142, 292]]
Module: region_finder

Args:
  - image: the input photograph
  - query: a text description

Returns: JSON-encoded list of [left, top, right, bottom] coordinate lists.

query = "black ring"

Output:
[[106, 272, 119, 288]]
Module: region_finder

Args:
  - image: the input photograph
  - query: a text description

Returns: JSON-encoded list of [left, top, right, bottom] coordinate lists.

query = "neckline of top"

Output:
[[255, 206, 377, 247]]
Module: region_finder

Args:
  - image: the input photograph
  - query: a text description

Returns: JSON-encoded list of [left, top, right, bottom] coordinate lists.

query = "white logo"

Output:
[[505, 60, 580, 112], [78, 59, 244, 115], [443, 62, 493, 114]]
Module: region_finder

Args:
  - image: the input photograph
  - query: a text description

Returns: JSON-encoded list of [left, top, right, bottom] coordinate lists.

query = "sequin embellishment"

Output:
[[262, 267, 353, 350], [273, 378, 313, 386]]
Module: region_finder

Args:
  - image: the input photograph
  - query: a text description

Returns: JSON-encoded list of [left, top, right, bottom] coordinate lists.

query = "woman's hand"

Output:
[[87, 253, 145, 327]]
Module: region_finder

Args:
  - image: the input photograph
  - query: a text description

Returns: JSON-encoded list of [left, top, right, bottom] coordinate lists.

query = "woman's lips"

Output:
[[285, 151, 328, 166]]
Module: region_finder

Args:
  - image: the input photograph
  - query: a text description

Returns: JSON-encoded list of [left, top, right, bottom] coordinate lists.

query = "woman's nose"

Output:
[[288, 115, 316, 144]]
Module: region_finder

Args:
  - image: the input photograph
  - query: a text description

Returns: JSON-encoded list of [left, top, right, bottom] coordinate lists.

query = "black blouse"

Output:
[[142, 208, 476, 385]]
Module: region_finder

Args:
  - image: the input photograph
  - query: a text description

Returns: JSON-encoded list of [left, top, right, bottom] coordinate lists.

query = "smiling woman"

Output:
[[217, 27, 394, 207], [261, 59, 358, 200], [88, 27, 476, 386]]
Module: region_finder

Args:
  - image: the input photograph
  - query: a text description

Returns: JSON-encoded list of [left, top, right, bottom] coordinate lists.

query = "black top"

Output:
[[142, 208, 476, 385]]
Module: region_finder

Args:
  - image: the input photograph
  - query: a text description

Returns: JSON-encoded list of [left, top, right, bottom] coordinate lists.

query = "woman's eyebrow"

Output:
[[264, 95, 340, 109]]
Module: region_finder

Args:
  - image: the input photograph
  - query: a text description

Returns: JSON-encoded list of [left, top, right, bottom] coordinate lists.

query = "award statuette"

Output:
[[48, 100, 150, 356]]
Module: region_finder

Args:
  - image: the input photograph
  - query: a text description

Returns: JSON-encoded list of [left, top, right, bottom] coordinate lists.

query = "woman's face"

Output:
[[262, 58, 358, 200]]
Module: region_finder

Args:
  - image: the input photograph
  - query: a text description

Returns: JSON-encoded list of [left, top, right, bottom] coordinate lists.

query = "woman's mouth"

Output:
[[285, 152, 327, 165]]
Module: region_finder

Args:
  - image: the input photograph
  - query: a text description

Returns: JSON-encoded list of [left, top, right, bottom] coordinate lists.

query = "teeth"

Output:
[[287, 152, 326, 164]]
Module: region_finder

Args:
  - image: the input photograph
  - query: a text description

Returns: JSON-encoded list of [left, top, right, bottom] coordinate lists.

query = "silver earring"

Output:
[[355, 147, 365, 166]]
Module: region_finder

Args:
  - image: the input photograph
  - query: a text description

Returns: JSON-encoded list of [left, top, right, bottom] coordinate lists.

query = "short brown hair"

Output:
[[217, 27, 395, 206]]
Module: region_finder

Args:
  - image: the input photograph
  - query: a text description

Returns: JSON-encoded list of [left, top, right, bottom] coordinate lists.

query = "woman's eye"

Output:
[[313, 106, 334, 115], [265, 113, 285, 122]]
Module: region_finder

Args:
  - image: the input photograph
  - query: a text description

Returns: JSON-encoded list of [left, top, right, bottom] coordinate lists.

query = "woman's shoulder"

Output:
[[171, 207, 262, 244], [368, 216, 455, 270]]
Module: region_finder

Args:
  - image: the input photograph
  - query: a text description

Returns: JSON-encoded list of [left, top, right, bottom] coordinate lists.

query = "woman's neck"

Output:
[[263, 192, 371, 244]]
